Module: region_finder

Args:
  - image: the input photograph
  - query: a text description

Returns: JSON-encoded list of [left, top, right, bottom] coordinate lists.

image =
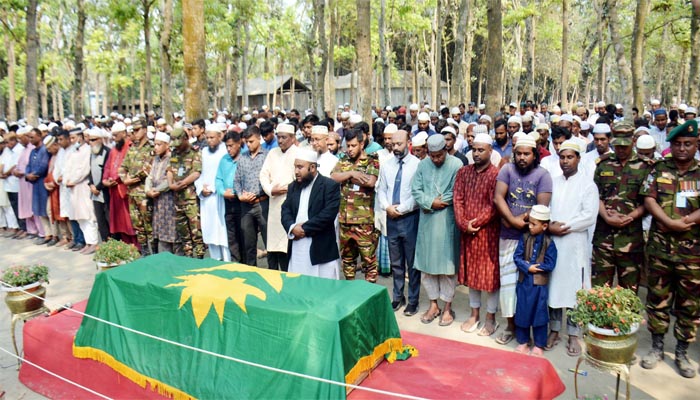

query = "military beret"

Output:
[[667, 119, 699, 142]]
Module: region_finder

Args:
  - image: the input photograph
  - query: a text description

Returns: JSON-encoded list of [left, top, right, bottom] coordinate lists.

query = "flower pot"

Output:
[[585, 323, 639, 364], [3, 282, 46, 314], [96, 260, 128, 271]]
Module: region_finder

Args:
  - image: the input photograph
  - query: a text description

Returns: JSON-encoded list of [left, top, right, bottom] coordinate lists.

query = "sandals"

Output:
[[477, 320, 499, 337], [545, 332, 561, 351], [420, 309, 441, 324], [439, 310, 456, 327], [461, 318, 481, 333], [496, 330, 515, 345], [566, 336, 582, 357]]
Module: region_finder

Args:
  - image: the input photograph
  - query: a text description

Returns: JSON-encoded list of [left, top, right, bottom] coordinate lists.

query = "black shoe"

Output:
[[46, 238, 58, 247], [64, 242, 76, 250], [392, 297, 406, 311], [675, 341, 696, 378], [403, 303, 419, 316], [34, 237, 50, 245], [72, 243, 86, 252]]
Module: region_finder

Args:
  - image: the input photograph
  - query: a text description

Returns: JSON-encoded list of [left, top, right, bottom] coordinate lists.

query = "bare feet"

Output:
[[461, 316, 480, 333], [477, 319, 499, 336], [515, 343, 529, 354], [530, 347, 544, 357]]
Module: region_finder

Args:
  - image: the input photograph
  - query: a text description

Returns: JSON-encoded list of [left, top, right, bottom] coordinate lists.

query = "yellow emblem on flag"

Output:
[[166, 263, 300, 327]]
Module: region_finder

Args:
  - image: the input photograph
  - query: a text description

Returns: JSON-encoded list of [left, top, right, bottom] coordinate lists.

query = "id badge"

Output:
[[352, 184, 360, 191], [676, 192, 687, 208], [178, 166, 184, 177]]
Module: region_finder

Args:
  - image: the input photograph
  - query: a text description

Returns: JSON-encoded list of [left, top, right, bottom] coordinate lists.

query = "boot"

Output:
[[641, 334, 664, 369], [675, 341, 696, 378]]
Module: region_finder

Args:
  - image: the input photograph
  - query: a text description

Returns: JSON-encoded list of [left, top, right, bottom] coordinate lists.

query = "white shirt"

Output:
[[1, 146, 20, 192], [196, 144, 228, 246], [376, 153, 419, 215], [317, 151, 338, 177]]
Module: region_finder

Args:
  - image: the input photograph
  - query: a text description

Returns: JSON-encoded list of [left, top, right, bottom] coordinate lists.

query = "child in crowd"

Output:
[[514, 205, 557, 356]]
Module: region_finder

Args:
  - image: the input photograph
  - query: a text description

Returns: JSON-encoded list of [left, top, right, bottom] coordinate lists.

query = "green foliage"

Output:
[[568, 285, 644, 334], [93, 239, 140, 264], [1, 264, 49, 287]]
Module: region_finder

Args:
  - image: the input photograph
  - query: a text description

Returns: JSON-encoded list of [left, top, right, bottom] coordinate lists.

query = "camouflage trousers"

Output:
[[592, 247, 642, 292], [128, 195, 153, 250], [646, 255, 700, 342], [339, 223, 379, 282], [176, 200, 205, 258]]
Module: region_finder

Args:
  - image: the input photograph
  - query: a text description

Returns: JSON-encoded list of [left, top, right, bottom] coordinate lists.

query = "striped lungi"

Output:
[[498, 238, 519, 318]]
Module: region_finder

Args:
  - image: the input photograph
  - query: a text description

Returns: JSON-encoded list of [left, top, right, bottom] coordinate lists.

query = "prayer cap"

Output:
[[473, 133, 493, 145], [559, 114, 573, 123], [559, 140, 581, 154], [409, 103, 419, 111], [277, 123, 295, 135], [530, 205, 550, 221], [653, 108, 666, 117], [417, 112, 430, 122], [513, 135, 537, 149], [478, 104, 486, 110], [536, 123, 549, 131], [349, 114, 363, 124], [685, 106, 697, 115], [155, 131, 170, 143], [384, 123, 398, 134], [112, 122, 126, 133], [473, 125, 488, 135], [427, 134, 446, 152], [311, 125, 329, 135], [296, 148, 318, 164], [43, 135, 56, 147], [412, 132, 428, 147], [636, 135, 655, 150], [593, 123, 611, 134], [450, 107, 460, 115]]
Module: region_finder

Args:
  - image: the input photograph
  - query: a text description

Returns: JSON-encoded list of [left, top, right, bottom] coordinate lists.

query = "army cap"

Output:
[[132, 118, 146, 130], [170, 127, 186, 147], [611, 121, 635, 146], [667, 119, 699, 142]]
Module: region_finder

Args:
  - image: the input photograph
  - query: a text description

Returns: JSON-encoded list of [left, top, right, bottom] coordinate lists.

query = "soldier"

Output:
[[167, 127, 205, 258], [331, 129, 380, 282], [640, 119, 700, 378], [592, 121, 652, 292], [120, 118, 155, 256]]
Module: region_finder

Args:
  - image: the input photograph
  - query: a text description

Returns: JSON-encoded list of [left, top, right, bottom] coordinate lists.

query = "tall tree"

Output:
[[142, 0, 155, 112], [160, 0, 173, 123], [631, 0, 649, 113], [356, 0, 372, 124], [311, 0, 328, 115], [25, 0, 39, 125], [3, 15, 18, 121], [72, 0, 86, 117], [431, 1, 444, 106], [560, 0, 568, 111], [485, 0, 503, 114], [183, 0, 208, 119], [605, 0, 631, 103], [449, 0, 469, 106], [688, 2, 700, 105], [379, 0, 390, 106]]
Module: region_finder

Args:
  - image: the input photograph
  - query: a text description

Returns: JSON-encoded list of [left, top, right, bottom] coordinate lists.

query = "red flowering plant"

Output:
[[568, 285, 643, 334], [1, 264, 49, 288]]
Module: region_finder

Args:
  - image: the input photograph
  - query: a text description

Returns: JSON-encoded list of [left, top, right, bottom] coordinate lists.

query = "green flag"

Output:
[[73, 253, 402, 399]]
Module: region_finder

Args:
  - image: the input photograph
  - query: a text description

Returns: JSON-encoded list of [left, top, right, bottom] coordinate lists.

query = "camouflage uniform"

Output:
[[120, 141, 155, 254], [334, 154, 380, 282], [640, 157, 700, 342], [169, 146, 205, 258], [592, 152, 652, 291]]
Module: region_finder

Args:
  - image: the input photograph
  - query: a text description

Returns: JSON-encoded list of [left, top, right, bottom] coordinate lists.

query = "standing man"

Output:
[[377, 130, 421, 315], [640, 120, 700, 378], [547, 140, 599, 356], [121, 119, 155, 255], [592, 121, 651, 292], [454, 133, 501, 336], [168, 127, 205, 258], [412, 134, 462, 326], [493, 135, 552, 345], [196, 123, 230, 261], [102, 122, 137, 246], [331, 129, 380, 282], [234, 126, 269, 266], [88, 128, 111, 243], [462, 102, 479, 123], [216, 131, 243, 262], [146, 132, 177, 253], [649, 108, 669, 153], [582, 123, 613, 179], [259, 122, 298, 271], [15, 127, 39, 239], [1, 133, 24, 237], [311, 124, 339, 177], [281, 148, 341, 278], [24, 128, 51, 244]]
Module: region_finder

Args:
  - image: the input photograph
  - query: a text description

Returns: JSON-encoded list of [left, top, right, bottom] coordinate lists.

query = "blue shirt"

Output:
[[261, 136, 279, 151], [493, 140, 513, 159], [215, 153, 238, 196]]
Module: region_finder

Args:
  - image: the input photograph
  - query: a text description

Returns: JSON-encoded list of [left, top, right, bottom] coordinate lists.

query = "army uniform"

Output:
[[640, 120, 700, 378], [333, 153, 380, 282], [169, 143, 205, 258], [120, 140, 155, 255], [592, 126, 652, 292]]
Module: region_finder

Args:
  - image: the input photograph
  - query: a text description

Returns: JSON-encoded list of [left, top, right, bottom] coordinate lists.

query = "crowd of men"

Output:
[[0, 98, 698, 378]]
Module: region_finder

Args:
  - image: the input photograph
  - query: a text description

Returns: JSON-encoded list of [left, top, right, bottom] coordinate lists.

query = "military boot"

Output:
[[641, 334, 664, 369], [675, 341, 696, 378]]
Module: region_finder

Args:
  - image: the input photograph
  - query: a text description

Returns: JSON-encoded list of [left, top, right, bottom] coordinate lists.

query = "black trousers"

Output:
[[93, 198, 111, 242], [7, 192, 25, 231], [239, 200, 268, 266], [224, 198, 244, 263]]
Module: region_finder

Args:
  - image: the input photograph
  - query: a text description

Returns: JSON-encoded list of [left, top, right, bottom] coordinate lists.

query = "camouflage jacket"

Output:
[[333, 153, 380, 225], [641, 158, 700, 262], [168, 147, 202, 203], [120, 141, 154, 197], [593, 153, 652, 252]]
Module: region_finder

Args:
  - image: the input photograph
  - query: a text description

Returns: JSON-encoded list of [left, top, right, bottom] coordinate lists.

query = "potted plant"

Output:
[[1, 264, 49, 314], [93, 239, 140, 270], [569, 285, 644, 364]]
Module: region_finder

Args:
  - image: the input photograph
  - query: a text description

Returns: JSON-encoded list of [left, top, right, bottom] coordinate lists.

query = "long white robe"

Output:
[[373, 148, 394, 236], [259, 145, 298, 253], [63, 144, 95, 222], [288, 175, 340, 279], [195, 145, 228, 247], [548, 170, 599, 309], [581, 149, 613, 181], [54, 147, 72, 218]]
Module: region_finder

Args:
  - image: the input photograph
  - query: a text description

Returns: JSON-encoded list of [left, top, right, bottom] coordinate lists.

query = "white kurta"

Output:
[[288, 175, 340, 279], [259, 145, 298, 253], [195, 145, 228, 246], [54, 147, 73, 218], [317, 151, 338, 177], [548, 170, 599, 309], [373, 149, 394, 236], [581, 149, 613, 181], [63, 144, 95, 222]]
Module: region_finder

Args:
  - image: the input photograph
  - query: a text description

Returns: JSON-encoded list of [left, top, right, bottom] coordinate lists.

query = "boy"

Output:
[[514, 205, 557, 356]]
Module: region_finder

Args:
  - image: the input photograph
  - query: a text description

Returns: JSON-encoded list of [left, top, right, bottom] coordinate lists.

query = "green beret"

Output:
[[667, 119, 699, 142]]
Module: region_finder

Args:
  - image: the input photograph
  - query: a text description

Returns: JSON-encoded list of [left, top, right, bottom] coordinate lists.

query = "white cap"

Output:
[[242, 106, 249, 113], [593, 123, 611, 134], [685, 107, 697, 115], [411, 132, 428, 147], [296, 148, 318, 163], [530, 205, 551, 221], [473, 133, 493, 145], [513, 136, 537, 149], [597, 101, 606, 107], [242, 114, 252, 122], [559, 139, 581, 153], [521, 114, 533, 123], [87, 127, 105, 138], [635, 126, 651, 135], [43, 135, 56, 147], [479, 115, 492, 123], [0, 121, 7, 132], [340, 111, 350, 120], [276, 123, 295, 135], [216, 116, 227, 123], [37, 123, 48, 131], [615, 103, 623, 109], [536, 123, 549, 131], [76, 123, 87, 132], [527, 131, 540, 143], [409, 103, 420, 111], [157, 118, 166, 125], [206, 122, 227, 133], [513, 131, 527, 141], [238, 122, 248, 130], [112, 122, 126, 133], [155, 131, 171, 143], [679, 104, 688, 112], [384, 123, 398, 134], [17, 126, 31, 136], [560, 114, 573, 123], [473, 125, 488, 135], [450, 107, 460, 115], [417, 112, 430, 122], [650, 99, 661, 106], [508, 116, 522, 125], [349, 114, 363, 124], [441, 126, 457, 136], [311, 125, 329, 135], [580, 121, 591, 130], [636, 134, 655, 150], [478, 104, 486, 110], [509, 102, 517, 108], [458, 120, 469, 135]]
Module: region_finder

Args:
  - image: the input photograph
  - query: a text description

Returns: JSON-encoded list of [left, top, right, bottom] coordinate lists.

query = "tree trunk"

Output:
[[378, 0, 390, 106], [25, 0, 39, 125], [605, 0, 631, 103], [450, 0, 469, 106], [631, 0, 649, 114], [40, 68, 48, 119], [678, 48, 688, 104], [182, 0, 208, 120], [230, 46, 239, 112], [312, 0, 328, 115], [72, 0, 86, 117], [560, 0, 568, 112], [688, 4, 700, 105], [596, 3, 606, 101], [241, 22, 249, 109], [5, 30, 17, 121], [655, 24, 668, 99], [485, 0, 503, 114], [103, 74, 110, 115], [327, 0, 337, 111], [579, 32, 598, 106], [160, 0, 173, 123], [356, 0, 372, 125], [51, 84, 58, 120], [412, 48, 418, 103], [143, 0, 153, 112], [511, 21, 523, 103], [526, 4, 536, 101], [464, 0, 474, 103], [431, 1, 443, 106]]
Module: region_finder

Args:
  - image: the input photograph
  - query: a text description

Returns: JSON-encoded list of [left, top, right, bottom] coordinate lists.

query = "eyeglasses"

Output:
[[88, 138, 100, 142]]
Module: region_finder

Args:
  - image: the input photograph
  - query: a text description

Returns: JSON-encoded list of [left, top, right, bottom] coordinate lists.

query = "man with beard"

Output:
[[412, 134, 463, 326], [407, 103, 420, 127], [282, 148, 341, 278], [87, 128, 111, 243], [493, 135, 552, 345], [14, 127, 40, 239], [328, 132, 341, 156], [592, 122, 652, 292], [547, 140, 598, 357], [54, 130, 76, 247], [146, 132, 176, 253], [24, 128, 51, 244], [102, 122, 138, 246], [121, 118, 155, 255], [311, 124, 338, 177], [1, 133, 24, 237], [640, 119, 700, 378], [650, 108, 669, 153], [493, 120, 512, 159], [196, 123, 230, 261], [411, 112, 437, 136], [0, 135, 20, 236], [259, 122, 299, 271], [454, 133, 501, 336], [331, 129, 380, 282], [41, 135, 64, 246], [377, 130, 421, 315], [217, 130, 243, 261], [462, 102, 479, 123]]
